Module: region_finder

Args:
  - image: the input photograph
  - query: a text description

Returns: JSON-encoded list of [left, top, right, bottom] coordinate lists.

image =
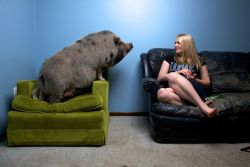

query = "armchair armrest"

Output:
[[92, 80, 109, 112], [16, 80, 37, 97]]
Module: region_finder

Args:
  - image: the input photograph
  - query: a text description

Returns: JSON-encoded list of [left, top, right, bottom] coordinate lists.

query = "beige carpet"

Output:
[[0, 116, 249, 167]]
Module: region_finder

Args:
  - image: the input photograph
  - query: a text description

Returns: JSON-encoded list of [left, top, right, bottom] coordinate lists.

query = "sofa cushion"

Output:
[[12, 93, 103, 113], [152, 92, 250, 119]]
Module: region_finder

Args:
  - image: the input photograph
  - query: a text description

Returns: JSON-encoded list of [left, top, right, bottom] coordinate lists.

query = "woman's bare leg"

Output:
[[166, 73, 217, 118], [157, 88, 186, 105]]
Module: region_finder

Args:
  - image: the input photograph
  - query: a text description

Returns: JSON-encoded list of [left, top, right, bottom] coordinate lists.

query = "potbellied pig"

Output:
[[35, 30, 133, 103]]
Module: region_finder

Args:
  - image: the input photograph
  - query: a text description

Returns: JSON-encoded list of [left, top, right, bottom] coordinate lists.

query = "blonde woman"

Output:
[[157, 34, 217, 118]]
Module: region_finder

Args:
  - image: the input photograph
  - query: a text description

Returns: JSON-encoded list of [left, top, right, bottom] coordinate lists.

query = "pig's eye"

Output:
[[114, 37, 120, 46], [118, 41, 123, 46]]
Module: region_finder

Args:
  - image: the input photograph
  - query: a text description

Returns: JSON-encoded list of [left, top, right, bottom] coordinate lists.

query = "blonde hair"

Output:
[[174, 34, 202, 69]]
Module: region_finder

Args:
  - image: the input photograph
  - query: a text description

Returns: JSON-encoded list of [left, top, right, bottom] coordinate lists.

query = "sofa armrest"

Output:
[[142, 77, 162, 103], [141, 52, 162, 101], [92, 80, 109, 112], [140, 53, 152, 78], [142, 77, 159, 92], [16, 80, 37, 97]]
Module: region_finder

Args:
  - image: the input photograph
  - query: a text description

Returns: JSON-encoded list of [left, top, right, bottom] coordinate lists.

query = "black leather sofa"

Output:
[[141, 48, 250, 143]]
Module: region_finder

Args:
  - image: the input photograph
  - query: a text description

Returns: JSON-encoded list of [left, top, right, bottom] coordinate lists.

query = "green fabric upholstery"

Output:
[[12, 94, 103, 113], [8, 110, 105, 129], [7, 80, 109, 146], [7, 129, 106, 146], [17, 80, 37, 97]]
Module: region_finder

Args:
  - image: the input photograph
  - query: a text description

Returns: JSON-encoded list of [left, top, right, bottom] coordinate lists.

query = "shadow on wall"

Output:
[[136, 61, 149, 112]]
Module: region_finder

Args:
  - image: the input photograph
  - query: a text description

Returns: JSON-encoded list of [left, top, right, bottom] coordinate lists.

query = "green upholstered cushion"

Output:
[[8, 110, 105, 129], [12, 93, 103, 113]]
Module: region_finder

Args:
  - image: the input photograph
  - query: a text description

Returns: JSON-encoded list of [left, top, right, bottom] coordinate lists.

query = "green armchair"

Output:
[[7, 80, 109, 146]]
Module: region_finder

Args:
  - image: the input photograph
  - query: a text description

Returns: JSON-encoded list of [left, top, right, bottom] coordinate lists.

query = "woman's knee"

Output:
[[166, 72, 179, 83], [157, 88, 171, 102]]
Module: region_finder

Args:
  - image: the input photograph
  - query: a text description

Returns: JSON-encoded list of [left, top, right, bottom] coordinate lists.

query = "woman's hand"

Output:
[[187, 73, 197, 80], [178, 69, 196, 80]]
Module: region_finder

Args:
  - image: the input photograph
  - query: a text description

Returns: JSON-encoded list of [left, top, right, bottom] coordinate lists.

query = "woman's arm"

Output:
[[157, 60, 170, 82], [157, 60, 192, 82], [193, 65, 211, 88]]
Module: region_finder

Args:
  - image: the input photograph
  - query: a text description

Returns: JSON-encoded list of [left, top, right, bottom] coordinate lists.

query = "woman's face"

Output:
[[175, 39, 185, 54]]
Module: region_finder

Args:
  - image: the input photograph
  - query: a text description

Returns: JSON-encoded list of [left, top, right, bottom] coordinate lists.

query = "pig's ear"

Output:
[[114, 37, 120, 46]]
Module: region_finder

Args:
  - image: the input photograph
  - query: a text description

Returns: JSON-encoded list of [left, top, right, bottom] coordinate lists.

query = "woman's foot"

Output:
[[199, 103, 218, 118], [203, 107, 218, 118]]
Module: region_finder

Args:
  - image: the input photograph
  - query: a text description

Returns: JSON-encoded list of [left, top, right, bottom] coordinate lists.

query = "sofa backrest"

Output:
[[200, 51, 250, 93], [147, 48, 175, 78], [147, 48, 250, 93]]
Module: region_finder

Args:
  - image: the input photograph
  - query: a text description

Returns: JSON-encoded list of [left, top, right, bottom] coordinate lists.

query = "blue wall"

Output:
[[0, 0, 36, 136], [0, 0, 250, 135]]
